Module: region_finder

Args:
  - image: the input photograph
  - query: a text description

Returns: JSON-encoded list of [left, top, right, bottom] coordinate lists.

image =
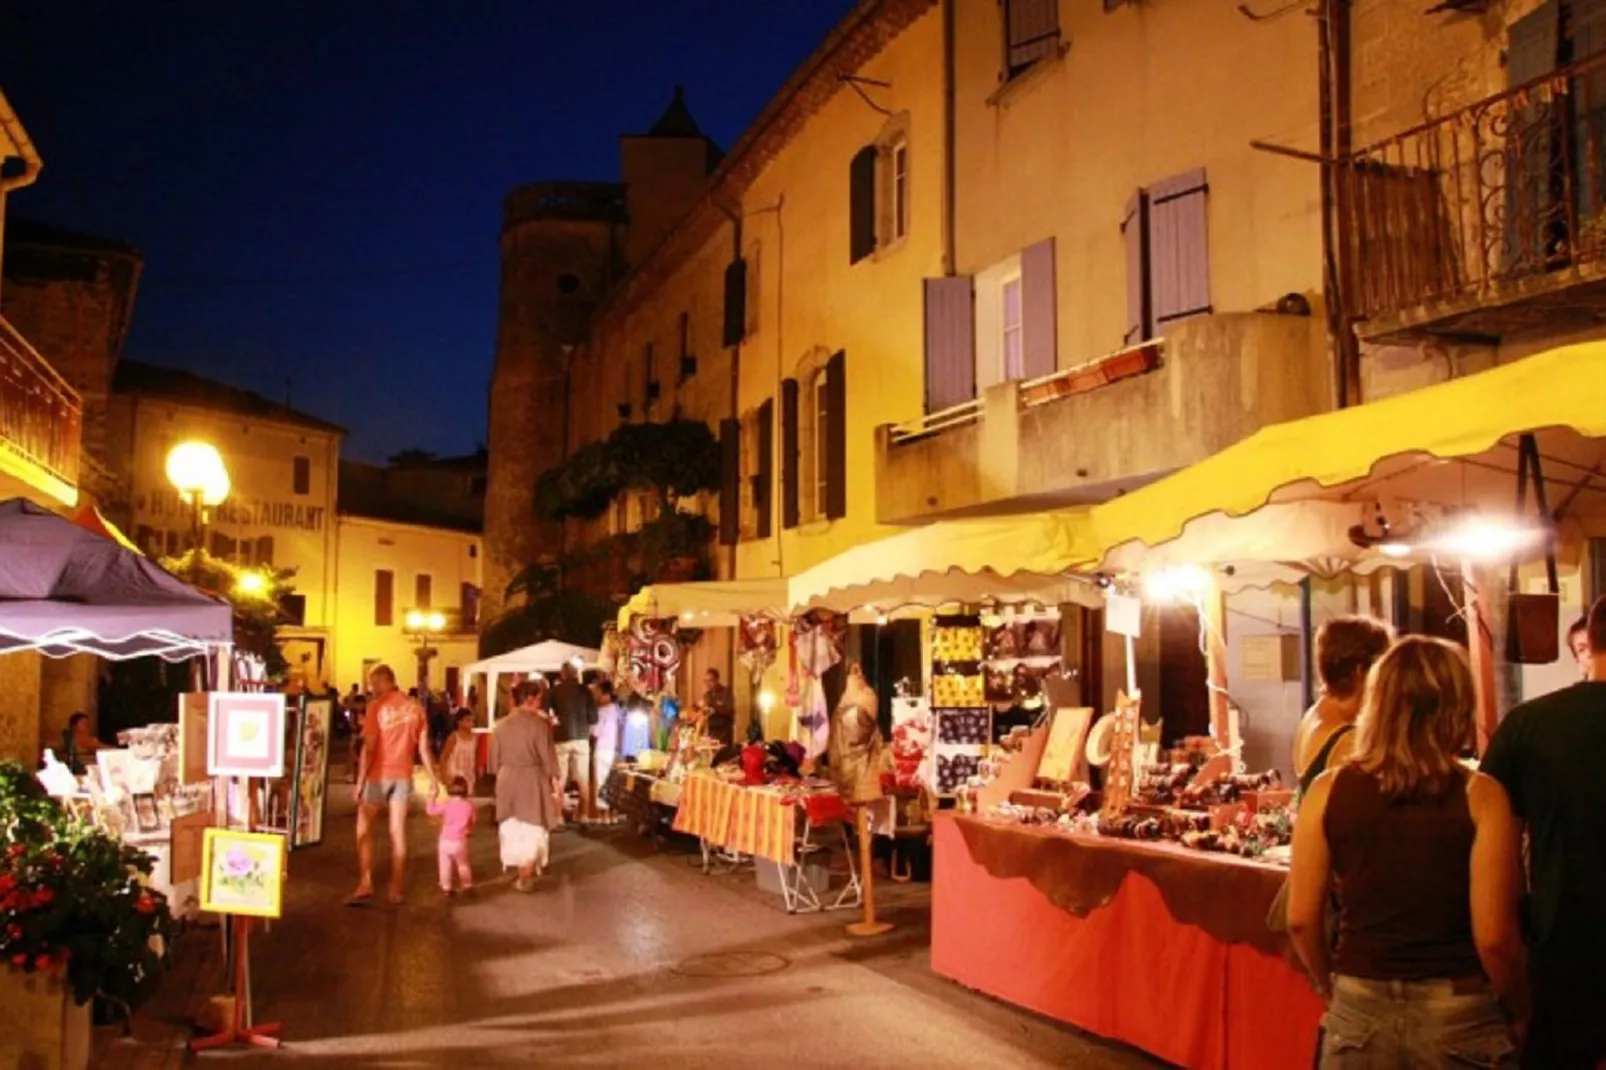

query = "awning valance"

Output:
[[616, 578, 790, 631], [1084, 345, 1606, 571], [787, 510, 1101, 616]]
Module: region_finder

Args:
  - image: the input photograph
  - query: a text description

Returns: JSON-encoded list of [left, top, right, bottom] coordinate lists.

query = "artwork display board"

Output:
[[931, 615, 988, 795], [207, 692, 287, 778], [199, 827, 287, 919], [288, 699, 332, 848]]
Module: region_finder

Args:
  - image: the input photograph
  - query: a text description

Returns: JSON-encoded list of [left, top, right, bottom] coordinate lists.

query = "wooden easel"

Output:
[[846, 804, 893, 937]]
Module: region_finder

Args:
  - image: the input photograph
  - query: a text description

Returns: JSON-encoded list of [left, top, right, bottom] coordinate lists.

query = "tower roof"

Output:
[[647, 85, 705, 139]]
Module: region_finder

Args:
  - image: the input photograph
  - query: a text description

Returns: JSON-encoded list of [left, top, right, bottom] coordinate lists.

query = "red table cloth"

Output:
[[932, 813, 1323, 1070]]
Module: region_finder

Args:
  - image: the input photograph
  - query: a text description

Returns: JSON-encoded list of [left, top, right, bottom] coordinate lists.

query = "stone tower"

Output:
[[481, 182, 625, 628]]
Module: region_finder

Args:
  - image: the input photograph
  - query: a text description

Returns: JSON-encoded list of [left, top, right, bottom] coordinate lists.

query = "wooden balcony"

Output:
[[0, 315, 81, 505], [874, 313, 1327, 524], [1343, 52, 1606, 342]]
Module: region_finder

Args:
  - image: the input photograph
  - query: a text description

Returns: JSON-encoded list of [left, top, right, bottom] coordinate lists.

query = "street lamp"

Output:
[[165, 440, 230, 553], [403, 608, 447, 695]]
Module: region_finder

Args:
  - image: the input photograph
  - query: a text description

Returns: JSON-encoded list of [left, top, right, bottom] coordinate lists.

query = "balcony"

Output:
[[874, 312, 1327, 524], [1343, 52, 1606, 343], [0, 315, 81, 506]]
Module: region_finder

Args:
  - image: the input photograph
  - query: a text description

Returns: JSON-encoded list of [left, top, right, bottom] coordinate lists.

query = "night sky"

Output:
[[0, 1, 853, 461]]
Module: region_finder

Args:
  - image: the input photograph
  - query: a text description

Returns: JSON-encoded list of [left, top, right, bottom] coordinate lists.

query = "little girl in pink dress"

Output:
[[427, 776, 477, 895]]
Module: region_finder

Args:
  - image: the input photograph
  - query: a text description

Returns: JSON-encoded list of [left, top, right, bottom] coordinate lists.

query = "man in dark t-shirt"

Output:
[[1481, 595, 1606, 1069]]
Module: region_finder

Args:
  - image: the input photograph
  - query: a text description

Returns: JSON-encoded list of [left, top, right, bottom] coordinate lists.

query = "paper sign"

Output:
[[1106, 593, 1142, 639]]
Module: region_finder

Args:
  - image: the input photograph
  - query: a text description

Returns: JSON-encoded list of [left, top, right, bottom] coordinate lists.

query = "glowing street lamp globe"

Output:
[[165, 441, 231, 506]]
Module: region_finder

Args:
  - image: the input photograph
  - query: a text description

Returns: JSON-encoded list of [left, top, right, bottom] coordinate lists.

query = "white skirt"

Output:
[[498, 817, 550, 871]]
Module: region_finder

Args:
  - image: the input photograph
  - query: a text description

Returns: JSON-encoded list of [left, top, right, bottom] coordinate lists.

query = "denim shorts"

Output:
[[1320, 974, 1515, 1068], [361, 778, 412, 806]]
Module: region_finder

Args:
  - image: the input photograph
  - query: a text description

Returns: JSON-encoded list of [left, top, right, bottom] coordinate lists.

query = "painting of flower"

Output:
[[198, 829, 285, 919]]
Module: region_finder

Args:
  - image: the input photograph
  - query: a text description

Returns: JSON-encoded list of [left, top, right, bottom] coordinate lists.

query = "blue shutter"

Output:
[[1021, 238, 1057, 380], [1121, 191, 1150, 344], [923, 276, 976, 412], [1148, 169, 1210, 329]]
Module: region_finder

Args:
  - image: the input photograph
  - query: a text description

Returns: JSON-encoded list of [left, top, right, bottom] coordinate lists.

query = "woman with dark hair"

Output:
[[1288, 636, 1527, 1066], [1292, 616, 1393, 800], [439, 709, 478, 791]]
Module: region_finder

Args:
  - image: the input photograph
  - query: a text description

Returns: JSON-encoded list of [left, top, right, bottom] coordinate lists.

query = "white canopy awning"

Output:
[[463, 640, 602, 723], [617, 578, 789, 630]]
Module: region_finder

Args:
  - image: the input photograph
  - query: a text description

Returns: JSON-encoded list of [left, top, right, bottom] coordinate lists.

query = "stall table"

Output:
[[673, 771, 861, 913], [932, 813, 1322, 1070], [601, 767, 670, 837]]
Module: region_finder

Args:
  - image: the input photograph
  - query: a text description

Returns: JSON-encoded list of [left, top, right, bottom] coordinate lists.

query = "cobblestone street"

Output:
[[102, 787, 1159, 1069]]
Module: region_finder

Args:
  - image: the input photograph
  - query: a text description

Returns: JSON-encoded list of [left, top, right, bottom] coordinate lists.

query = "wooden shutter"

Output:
[[375, 569, 394, 627], [1149, 169, 1211, 330], [922, 276, 976, 412], [460, 582, 480, 630], [719, 417, 740, 545], [1005, 0, 1060, 74], [1574, 0, 1606, 221], [1506, 3, 1559, 275], [1020, 238, 1057, 380], [1121, 191, 1151, 344], [824, 351, 847, 520], [781, 378, 800, 529], [208, 531, 236, 560], [415, 573, 432, 609], [293, 456, 310, 495], [755, 399, 774, 539], [849, 146, 878, 264], [255, 536, 274, 566], [722, 258, 747, 347]]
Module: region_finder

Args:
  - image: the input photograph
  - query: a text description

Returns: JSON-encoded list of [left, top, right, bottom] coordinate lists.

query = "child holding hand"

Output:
[[427, 776, 477, 896]]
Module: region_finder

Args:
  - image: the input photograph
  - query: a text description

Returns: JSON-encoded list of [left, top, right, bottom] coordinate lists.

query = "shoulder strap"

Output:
[[1298, 724, 1355, 795]]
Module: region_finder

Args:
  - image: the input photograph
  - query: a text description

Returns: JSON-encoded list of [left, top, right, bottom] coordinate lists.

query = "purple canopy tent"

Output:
[[0, 498, 233, 660]]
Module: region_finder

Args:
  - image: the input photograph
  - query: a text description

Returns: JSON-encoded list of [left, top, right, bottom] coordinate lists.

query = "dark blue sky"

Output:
[[0, 1, 853, 462]]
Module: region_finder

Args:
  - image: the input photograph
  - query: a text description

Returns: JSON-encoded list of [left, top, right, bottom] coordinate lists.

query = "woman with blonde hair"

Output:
[[1288, 636, 1527, 1067]]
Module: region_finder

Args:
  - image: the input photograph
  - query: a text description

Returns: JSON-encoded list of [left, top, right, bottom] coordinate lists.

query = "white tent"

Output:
[[463, 640, 602, 723]]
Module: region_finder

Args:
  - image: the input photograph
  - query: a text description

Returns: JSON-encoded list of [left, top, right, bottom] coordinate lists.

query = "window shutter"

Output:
[[1020, 238, 1057, 380], [722, 258, 747, 347], [781, 378, 800, 529], [1148, 169, 1210, 329], [1505, 3, 1558, 275], [209, 531, 236, 559], [849, 146, 878, 264], [922, 276, 976, 412], [293, 456, 310, 495], [755, 398, 774, 539], [1005, 0, 1060, 73], [719, 417, 740, 545], [416, 573, 432, 609], [1121, 191, 1151, 345], [824, 350, 848, 520], [460, 582, 480, 630], [255, 536, 274, 566], [1571, 1, 1606, 226], [375, 569, 394, 627]]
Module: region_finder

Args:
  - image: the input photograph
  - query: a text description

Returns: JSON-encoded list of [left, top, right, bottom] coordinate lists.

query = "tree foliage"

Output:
[[531, 418, 720, 521], [158, 550, 296, 679]]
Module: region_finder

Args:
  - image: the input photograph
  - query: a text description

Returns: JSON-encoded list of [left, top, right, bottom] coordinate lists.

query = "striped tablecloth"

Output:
[[672, 772, 847, 865]]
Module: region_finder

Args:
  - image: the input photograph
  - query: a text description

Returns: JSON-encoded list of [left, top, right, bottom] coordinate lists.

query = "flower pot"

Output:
[[0, 967, 90, 1070]]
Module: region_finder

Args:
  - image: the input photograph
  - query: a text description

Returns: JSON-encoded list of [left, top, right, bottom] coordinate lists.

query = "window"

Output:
[[292, 456, 310, 496], [811, 370, 830, 520], [374, 570, 394, 627], [1123, 169, 1211, 345], [891, 141, 909, 243], [415, 574, 432, 609], [1003, 0, 1061, 80], [460, 583, 480, 631], [281, 593, 307, 627], [745, 243, 762, 337], [722, 258, 747, 347], [469, 474, 486, 496], [1001, 277, 1024, 381], [849, 146, 878, 264], [738, 411, 760, 539]]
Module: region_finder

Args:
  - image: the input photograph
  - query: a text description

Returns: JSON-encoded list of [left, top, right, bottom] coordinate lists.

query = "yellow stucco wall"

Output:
[[953, 1, 1323, 365], [331, 515, 482, 695]]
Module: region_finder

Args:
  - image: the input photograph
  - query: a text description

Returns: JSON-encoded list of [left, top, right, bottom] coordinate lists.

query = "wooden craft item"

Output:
[[1037, 706, 1093, 784], [976, 721, 1050, 813], [1098, 690, 1142, 820], [178, 693, 210, 785]]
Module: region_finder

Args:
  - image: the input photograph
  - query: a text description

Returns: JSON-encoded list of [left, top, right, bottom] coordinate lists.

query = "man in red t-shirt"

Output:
[[349, 664, 438, 905]]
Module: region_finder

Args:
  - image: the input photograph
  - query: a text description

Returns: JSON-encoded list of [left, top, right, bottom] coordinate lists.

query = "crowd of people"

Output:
[[1286, 600, 1606, 1068]]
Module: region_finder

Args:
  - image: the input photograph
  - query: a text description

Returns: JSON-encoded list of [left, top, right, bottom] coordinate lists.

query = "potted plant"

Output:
[[0, 761, 177, 1070]]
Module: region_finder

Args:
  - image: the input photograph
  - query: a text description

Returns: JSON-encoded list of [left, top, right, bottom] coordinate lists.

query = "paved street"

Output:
[[114, 782, 1161, 1069]]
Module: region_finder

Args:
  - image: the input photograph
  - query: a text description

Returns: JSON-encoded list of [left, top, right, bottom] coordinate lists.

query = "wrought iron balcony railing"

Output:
[[0, 315, 82, 492], [1342, 51, 1606, 324]]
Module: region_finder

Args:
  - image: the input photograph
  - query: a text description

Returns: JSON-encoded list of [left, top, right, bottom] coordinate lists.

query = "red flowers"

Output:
[[33, 954, 50, 971], [0, 874, 15, 894], [5, 843, 24, 859], [32, 887, 53, 906], [4, 924, 20, 940], [9, 953, 24, 968]]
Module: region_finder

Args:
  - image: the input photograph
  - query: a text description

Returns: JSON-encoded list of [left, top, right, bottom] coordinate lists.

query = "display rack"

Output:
[[930, 614, 988, 795]]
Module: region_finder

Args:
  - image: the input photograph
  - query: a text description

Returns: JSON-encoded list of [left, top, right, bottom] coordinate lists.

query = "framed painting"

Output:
[[288, 699, 332, 849], [199, 827, 286, 919], [207, 692, 287, 778]]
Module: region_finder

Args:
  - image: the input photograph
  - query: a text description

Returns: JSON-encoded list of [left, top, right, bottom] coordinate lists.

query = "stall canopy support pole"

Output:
[[1461, 560, 1500, 754], [846, 805, 893, 937], [1298, 577, 1315, 710]]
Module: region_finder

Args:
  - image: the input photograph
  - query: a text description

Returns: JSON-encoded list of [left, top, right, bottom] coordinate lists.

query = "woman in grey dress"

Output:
[[490, 678, 562, 891]]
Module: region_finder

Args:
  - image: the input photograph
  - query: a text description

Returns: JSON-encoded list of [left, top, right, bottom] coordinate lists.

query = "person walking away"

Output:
[[1481, 594, 1606, 1068], [591, 680, 623, 820], [491, 680, 562, 891], [1292, 616, 1392, 801], [1288, 636, 1526, 1067], [440, 710, 478, 791], [549, 663, 597, 825], [426, 776, 476, 896], [350, 664, 440, 906]]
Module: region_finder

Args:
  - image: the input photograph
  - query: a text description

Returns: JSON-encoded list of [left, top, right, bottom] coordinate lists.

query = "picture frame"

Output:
[[132, 792, 161, 833], [199, 827, 287, 919], [206, 692, 287, 778], [288, 698, 332, 849]]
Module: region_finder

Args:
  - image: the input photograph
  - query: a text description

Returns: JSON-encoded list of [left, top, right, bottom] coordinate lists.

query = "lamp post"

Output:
[[403, 609, 446, 696], [164, 441, 231, 554]]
